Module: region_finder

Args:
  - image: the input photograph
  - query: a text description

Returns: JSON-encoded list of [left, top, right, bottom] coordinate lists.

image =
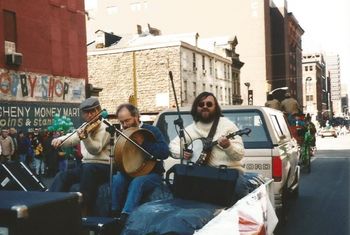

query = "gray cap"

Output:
[[79, 97, 100, 111]]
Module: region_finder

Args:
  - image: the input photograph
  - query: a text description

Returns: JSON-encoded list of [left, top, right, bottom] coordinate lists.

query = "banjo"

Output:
[[186, 128, 251, 165]]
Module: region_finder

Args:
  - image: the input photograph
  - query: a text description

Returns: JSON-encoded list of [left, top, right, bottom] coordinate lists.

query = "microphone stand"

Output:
[[169, 71, 189, 163], [105, 121, 116, 216]]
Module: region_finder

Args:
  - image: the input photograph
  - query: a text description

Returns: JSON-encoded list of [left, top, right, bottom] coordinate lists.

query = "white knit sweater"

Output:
[[58, 121, 111, 164], [169, 117, 245, 172]]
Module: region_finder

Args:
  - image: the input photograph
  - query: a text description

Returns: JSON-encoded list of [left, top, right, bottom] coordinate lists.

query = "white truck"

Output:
[[153, 106, 300, 221]]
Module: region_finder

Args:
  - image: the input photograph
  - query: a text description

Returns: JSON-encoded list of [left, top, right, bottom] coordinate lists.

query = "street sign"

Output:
[[248, 90, 253, 105]]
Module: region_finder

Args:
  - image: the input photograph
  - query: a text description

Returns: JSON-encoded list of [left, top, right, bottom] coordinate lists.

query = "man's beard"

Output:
[[198, 109, 216, 123]]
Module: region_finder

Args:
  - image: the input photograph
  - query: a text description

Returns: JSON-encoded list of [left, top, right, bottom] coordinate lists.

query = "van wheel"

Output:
[[289, 167, 300, 199], [277, 186, 288, 225], [289, 184, 299, 199]]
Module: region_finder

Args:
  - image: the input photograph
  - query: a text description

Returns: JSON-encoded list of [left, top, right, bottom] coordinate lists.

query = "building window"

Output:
[[130, 2, 142, 11], [4, 10, 17, 43], [107, 6, 119, 15], [305, 66, 308, 71], [228, 88, 231, 104], [192, 53, 196, 71], [220, 87, 223, 101], [183, 80, 188, 101], [193, 82, 197, 98], [209, 59, 213, 75], [228, 66, 231, 80], [309, 65, 313, 71], [85, 0, 98, 10], [224, 64, 227, 79], [306, 95, 313, 101], [305, 77, 312, 94], [202, 55, 205, 70]]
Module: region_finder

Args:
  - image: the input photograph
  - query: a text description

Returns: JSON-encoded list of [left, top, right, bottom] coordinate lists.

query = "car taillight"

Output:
[[272, 156, 282, 182]]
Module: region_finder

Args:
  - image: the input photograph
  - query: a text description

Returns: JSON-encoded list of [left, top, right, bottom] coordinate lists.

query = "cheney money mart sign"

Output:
[[0, 101, 82, 132]]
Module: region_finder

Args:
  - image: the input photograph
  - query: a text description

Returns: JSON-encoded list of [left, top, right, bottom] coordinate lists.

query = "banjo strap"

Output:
[[202, 117, 220, 164]]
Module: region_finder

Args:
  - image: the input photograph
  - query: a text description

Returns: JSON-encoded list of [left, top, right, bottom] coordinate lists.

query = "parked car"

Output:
[[319, 127, 337, 138], [153, 106, 300, 220]]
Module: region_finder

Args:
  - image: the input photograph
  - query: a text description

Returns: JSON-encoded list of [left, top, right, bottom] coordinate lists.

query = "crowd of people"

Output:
[[0, 127, 82, 178]]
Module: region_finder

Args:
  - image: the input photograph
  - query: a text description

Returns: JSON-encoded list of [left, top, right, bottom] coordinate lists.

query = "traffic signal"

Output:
[[248, 90, 253, 105]]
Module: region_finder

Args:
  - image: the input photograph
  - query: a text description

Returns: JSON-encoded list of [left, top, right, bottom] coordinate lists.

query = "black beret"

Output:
[[79, 97, 100, 111]]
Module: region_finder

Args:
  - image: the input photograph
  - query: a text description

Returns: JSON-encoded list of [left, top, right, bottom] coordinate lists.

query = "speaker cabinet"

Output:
[[0, 162, 46, 191], [0, 191, 82, 235]]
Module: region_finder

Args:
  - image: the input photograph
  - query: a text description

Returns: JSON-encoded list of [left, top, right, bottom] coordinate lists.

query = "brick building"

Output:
[[0, 0, 87, 131]]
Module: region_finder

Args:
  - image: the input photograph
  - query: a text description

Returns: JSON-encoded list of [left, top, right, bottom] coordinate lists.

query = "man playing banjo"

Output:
[[110, 103, 169, 226], [169, 92, 245, 169], [169, 92, 254, 199]]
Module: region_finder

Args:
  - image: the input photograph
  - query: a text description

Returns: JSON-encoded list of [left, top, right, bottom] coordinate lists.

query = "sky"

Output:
[[287, 0, 350, 94]]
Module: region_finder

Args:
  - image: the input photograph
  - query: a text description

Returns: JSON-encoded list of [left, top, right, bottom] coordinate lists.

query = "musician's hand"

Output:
[[51, 138, 62, 148], [77, 128, 87, 140], [218, 136, 230, 149], [133, 132, 145, 145], [183, 149, 193, 160]]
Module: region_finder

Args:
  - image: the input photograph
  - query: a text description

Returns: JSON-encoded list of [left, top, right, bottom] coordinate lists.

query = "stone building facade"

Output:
[[88, 34, 239, 114]]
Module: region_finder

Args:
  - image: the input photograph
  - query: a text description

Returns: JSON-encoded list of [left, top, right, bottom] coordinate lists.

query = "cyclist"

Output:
[[304, 113, 317, 154]]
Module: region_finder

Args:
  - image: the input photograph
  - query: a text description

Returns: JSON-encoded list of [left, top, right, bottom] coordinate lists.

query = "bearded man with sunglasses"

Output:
[[170, 92, 244, 170], [169, 91, 254, 199]]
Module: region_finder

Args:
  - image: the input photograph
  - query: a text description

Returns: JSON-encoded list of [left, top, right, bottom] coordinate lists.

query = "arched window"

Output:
[[305, 77, 312, 94]]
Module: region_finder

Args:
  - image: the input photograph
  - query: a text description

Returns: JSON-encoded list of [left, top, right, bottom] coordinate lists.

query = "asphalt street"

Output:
[[276, 134, 350, 235]]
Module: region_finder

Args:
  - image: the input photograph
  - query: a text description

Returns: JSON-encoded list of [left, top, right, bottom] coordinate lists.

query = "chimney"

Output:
[[137, 25, 142, 35]]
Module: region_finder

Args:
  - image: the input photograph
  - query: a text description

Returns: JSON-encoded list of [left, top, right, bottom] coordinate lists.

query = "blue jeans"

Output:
[[33, 157, 45, 175], [19, 154, 27, 163], [235, 172, 262, 200], [49, 163, 110, 214], [111, 172, 162, 215], [58, 159, 68, 172]]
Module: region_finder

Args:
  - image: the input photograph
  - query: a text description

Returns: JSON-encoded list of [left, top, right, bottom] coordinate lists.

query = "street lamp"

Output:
[[269, 86, 288, 95]]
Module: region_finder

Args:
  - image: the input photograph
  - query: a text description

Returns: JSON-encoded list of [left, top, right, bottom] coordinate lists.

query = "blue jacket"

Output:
[[141, 123, 169, 174]]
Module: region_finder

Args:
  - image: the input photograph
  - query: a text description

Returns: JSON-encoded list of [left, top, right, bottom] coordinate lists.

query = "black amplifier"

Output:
[[165, 163, 240, 207], [0, 191, 82, 235]]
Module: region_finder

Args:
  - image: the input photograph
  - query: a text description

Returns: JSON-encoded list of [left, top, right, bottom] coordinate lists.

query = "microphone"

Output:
[[101, 109, 109, 119]]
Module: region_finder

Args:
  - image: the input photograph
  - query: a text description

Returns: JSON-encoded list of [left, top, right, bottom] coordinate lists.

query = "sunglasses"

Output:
[[198, 101, 214, 108]]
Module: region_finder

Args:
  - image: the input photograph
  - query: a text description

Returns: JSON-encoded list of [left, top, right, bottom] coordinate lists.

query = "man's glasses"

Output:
[[198, 101, 214, 108]]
